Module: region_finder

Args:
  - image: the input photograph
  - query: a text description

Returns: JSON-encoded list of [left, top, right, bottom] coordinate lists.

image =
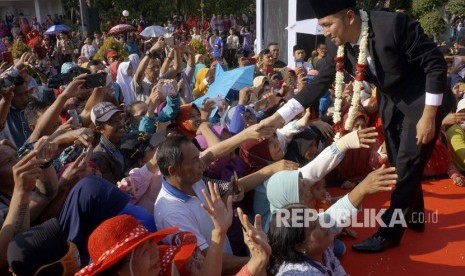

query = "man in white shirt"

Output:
[[81, 38, 96, 59], [154, 135, 251, 273], [287, 44, 319, 77], [226, 28, 240, 68]]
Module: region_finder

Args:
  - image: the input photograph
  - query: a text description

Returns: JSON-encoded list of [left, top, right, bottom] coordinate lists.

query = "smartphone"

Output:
[[80, 146, 94, 166], [68, 109, 80, 129], [1, 51, 13, 64], [47, 73, 73, 88], [165, 37, 175, 46], [280, 68, 292, 86], [38, 140, 50, 160], [84, 72, 106, 89]]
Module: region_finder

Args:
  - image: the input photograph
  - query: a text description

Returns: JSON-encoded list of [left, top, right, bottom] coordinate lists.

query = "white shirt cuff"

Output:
[[425, 92, 443, 106], [277, 98, 305, 124]]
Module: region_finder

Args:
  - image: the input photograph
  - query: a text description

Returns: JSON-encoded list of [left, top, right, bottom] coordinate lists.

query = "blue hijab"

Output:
[[59, 175, 130, 265]]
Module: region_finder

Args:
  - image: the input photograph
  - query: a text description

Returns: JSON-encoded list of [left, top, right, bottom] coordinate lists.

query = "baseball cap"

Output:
[[90, 102, 121, 125]]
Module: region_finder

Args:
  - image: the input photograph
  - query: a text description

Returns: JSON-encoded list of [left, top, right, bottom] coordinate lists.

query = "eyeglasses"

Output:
[[31, 242, 81, 276]]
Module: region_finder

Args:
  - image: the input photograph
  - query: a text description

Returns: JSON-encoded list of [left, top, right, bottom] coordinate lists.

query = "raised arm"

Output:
[[200, 124, 275, 165], [29, 75, 87, 142], [160, 48, 175, 76], [134, 39, 166, 84], [0, 150, 44, 269], [0, 86, 13, 130]]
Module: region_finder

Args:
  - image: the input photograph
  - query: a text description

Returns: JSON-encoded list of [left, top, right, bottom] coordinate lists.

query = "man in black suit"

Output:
[[261, 0, 454, 252]]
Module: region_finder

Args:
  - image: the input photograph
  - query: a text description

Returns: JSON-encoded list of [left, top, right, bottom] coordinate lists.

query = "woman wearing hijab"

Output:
[[335, 110, 381, 189], [116, 61, 136, 105], [175, 104, 202, 139], [59, 175, 155, 265], [263, 128, 382, 231], [284, 127, 325, 166], [267, 204, 346, 275]]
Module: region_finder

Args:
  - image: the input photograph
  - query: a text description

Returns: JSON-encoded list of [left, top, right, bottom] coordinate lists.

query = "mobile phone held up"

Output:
[[1, 51, 13, 64], [84, 72, 107, 89], [68, 109, 80, 129]]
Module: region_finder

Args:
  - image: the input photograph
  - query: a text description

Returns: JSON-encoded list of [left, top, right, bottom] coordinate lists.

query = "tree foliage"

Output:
[[412, 0, 448, 37], [61, 0, 255, 26], [11, 40, 30, 59], [94, 37, 128, 61], [418, 10, 445, 37], [412, 0, 447, 17], [446, 0, 465, 17]]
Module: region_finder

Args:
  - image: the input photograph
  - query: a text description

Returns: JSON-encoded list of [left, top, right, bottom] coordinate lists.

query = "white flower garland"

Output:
[[333, 10, 370, 139]]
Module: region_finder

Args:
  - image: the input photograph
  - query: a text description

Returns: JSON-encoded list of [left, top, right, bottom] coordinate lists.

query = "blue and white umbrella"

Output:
[[44, 24, 72, 35], [140, 25, 168, 37], [194, 64, 255, 106]]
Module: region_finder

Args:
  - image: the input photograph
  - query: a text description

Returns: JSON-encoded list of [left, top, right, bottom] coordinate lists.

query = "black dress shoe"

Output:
[[352, 234, 400, 253], [407, 220, 425, 232], [407, 213, 425, 232]]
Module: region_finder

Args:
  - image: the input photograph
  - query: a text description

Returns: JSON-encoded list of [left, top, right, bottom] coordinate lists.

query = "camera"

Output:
[[47, 67, 90, 88]]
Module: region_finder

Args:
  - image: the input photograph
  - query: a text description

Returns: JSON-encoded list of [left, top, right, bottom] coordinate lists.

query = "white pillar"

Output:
[[79, 0, 86, 35], [34, 0, 41, 23], [287, 0, 297, 64], [47, 1, 52, 17], [255, 0, 263, 54]]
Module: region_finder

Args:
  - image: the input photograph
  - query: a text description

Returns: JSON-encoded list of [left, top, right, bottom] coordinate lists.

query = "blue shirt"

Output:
[[214, 37, 223, 58]]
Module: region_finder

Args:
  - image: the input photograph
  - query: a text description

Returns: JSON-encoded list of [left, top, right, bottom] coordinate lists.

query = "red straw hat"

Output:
[[158, 232, 198, 276], [76, 215, 177, 276]]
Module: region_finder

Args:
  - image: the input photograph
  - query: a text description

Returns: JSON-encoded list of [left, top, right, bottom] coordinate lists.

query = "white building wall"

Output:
[[0, 0, 63, 25]]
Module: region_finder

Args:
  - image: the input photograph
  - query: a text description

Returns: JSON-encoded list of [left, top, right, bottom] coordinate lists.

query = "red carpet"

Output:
[[328, 178, 465, 275]]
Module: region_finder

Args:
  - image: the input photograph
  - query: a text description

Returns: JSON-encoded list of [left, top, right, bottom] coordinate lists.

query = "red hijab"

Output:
[[239, 139, 273, 173], [175, 104, 199, 139]]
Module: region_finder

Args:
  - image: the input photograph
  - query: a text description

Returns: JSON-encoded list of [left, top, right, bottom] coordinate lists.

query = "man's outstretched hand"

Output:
[[258, 112, 286, 131]]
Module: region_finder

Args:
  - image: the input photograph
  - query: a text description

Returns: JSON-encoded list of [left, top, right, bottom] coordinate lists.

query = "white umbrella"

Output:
[[140, 25, 168, 37], [286, 18, 323, 35]]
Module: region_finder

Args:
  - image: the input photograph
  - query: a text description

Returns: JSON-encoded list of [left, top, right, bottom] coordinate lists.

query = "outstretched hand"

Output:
[[237, 208, 271, 271], [358, 164, 398, 195], [357, 127, 378, 148], [13, 150, 46, 193], [201, 182, 233, 235], [258, 112, 286, 132], [244, 123, 276, 141]]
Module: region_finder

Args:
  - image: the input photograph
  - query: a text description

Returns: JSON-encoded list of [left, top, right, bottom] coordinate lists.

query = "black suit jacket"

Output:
[[295, 11, 454, 126]]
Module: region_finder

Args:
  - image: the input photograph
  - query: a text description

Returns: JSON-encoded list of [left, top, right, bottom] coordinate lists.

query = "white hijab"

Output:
[[116, 61, 136, 104]]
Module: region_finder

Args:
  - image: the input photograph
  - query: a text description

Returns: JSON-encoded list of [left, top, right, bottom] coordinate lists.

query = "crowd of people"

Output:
[[0, 1, 465, 275]]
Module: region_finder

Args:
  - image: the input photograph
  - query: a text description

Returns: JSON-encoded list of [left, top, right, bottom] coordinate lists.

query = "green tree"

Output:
[[418, 10, 445, 37], [446, 0, 465, 17], [412, 0, 448, 37], [412, 0, 446, 17]]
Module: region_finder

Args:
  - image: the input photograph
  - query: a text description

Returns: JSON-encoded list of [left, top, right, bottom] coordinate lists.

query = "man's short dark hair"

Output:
[[267, 42, 279, 48], [156, 135, 192, 176], [24, 98, 50, 126]]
